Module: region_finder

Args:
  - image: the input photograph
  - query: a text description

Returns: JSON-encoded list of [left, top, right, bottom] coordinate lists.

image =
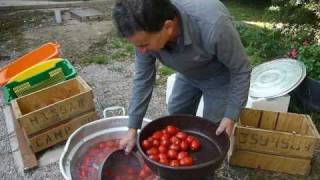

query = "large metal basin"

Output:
[[59, 107, 151, 180]]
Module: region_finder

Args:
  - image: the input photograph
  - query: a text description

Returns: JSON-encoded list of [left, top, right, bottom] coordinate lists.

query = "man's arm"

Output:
[[128, 50, 156, 129], [209, 16, 252, 122]]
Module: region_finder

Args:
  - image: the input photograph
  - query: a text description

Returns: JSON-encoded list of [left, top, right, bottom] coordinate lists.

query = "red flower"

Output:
[[287, 48, 298, 59]]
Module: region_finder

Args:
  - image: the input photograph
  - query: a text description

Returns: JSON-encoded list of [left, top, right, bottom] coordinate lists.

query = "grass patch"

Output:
[[80, 29, 135, 64], [0, 10, 54, 52], [81, 55, 110, 64], [159, 66, 175, 76], [223, 0, 276, 23]]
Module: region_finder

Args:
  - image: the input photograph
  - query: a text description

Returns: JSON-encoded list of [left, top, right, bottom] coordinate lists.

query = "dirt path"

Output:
[[1, 5, 320, 180]]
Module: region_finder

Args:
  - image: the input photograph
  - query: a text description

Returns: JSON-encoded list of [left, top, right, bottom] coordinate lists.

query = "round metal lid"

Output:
[[250, 58, 306, 98]]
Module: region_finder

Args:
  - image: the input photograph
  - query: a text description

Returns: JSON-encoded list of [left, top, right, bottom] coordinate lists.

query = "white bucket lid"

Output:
[[250, 58, 306, 98]]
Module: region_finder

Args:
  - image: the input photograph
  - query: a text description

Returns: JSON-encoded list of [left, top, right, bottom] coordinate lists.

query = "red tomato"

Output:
[[161, 134, 171, 141], [143, 164, 152, 174], [169, 144, 180, 151], [147, 147, 158, 155], [167, 149, 178, 159], [139, 169, 147, 178], [170, 136, 181, 145], [170, 159, 180, 167], [106, 140, 116, 148], [176, 132, 187, 140], [186, 135, 195, 144], [88, 148, 99, 155], [158, 153, 169, 160], [159, 158, 170, 165], [160, 139, 171, 147], [158, 145, 168, 153], [152, 131, 163, 140], [127, 167, 136, 175], [152, 139, 160, 147], [180, 140, 189, 151], [190, 139, 201, 151], [98, 142, 107, 149], [83, 156, 91, 165], [127, 175, 136, 180], [80, 170, 87, 177], [162, 128, 168, 134], [166, 125, 178, 135], [97, 153, 105, 160], [147, 137, 154, 142], [180, 156, 193, 166], [149, 154, 160, 161], [142, 140, 152, 150], [177, 151, 188, 160]]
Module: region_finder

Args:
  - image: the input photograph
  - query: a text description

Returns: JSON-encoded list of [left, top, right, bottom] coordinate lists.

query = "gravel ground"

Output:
[[1, 3, 320, 180]]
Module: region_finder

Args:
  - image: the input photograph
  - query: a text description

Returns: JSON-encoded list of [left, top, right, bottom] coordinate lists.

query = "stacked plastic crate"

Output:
[[0, 42, 97, 153]]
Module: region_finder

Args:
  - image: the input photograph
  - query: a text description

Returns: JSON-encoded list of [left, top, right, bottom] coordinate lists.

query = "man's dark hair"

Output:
[[112, 0, 177, 37]]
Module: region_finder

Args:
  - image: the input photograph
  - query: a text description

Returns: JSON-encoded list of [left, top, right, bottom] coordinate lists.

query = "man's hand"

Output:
[[216, 117, 234, 137], [119, 128, 137, 154]]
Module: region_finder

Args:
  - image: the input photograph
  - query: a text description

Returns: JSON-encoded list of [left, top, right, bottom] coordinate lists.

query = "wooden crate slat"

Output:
[[229, 149, 311, 175], [20, 92, 94, 136], [17, 79, 81, 114], [232, 108, 320, 175], [30, 111, 98, 153], [235, 126, 317, 158], [276, 113, 303, 133], [10, 106, 38, 170], [304, 115, 320, 151], [259, 111, 278, 130], [287, 113, 304, 133], [239, 108, 261, 127], [275, 113, 289, 132], [300, 117, 311, 136], [12, 76, 95, 136]]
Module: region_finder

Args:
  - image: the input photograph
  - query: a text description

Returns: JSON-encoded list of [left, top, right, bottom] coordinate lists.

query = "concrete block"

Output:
[[246, 95, 290, 112], [70, 8, 103, 21]]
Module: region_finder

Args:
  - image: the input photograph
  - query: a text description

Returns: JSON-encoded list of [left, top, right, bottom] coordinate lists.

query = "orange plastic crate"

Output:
[[0, 42, 61, 86]]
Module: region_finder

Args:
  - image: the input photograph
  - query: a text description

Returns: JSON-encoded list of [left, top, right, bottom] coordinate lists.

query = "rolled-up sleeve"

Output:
[[208, 16, 252, 121], [128, 50, 156, 129]]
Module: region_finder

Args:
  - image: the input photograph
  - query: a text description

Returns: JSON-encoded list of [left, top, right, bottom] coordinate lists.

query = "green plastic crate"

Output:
[[3, 59, 77, 104]]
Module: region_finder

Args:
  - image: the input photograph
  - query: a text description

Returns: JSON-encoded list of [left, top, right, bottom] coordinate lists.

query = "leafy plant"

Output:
[[298, 44, 320, 80], [236, 23, 290, 63], [271, 0, 320, 25]]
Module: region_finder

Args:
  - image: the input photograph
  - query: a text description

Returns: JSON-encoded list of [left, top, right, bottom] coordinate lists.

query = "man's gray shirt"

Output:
[[128, 0, 251, 129]]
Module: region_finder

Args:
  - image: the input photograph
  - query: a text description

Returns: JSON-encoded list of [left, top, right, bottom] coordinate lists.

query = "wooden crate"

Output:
[[11, 76, 95, 137], [229, 108, 320, 175], [30, 111, 97, 152]]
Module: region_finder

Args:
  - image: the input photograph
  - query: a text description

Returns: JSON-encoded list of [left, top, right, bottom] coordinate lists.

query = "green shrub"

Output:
[[298, 44, 320, 80], [276, 24, 318, 47], [279, 4, 318, 25], [271, 0, 319, 25], [226, 0, 271, 6], [236, 23, 290, 61]]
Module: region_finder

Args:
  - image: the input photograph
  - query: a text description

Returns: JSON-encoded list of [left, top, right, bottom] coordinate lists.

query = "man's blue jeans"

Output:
[[167, 72, 230, 123]]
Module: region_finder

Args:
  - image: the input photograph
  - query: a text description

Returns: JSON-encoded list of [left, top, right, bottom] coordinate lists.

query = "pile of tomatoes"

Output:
[[77, 139, 156, 180], [141, 125, 201, 167], [103, 161, 156, 180], [77, 139, 120, 180]]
